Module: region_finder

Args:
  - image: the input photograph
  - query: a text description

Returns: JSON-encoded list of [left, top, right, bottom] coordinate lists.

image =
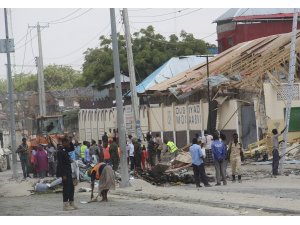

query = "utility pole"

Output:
[[2, 8, 17, 178], [206, 55, 211, 134], [122, 8, 143, 140], [29, 23, 48, 116], [280, 9, 298, 174], [110, 8, 129, 188], [200, 55, 214, 134]]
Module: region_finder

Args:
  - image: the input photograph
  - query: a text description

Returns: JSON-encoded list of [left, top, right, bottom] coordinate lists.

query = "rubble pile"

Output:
[[135, 151, 215, 186], [137, 169, 195, 186]]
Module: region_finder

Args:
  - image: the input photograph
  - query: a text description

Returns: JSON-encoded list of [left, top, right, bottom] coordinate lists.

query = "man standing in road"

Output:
[[201, 130, 213, 163], [16, 138, 31, 179], [108, 128, 113, 143], [56, 137, 77, 211], [189, 138, 212, 188], [154, 133, 163, 163], [102, 132, 108, 146], [109, 137, 119, 171], [272, 126, 286, 177], [228, 133, 243, 183], [80, 141, 87, 163], [147, 133, 157, 168], [211, 133, 227, 186]]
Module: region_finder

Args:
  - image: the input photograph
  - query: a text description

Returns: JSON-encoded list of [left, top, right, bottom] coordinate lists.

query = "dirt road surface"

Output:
[[1, 162, 300, 216]]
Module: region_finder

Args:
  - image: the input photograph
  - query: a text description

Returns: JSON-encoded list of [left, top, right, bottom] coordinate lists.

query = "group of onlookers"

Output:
[[189, 131, 244, 188], [189, 127, 286, 188], [17, 138, 58, 179]]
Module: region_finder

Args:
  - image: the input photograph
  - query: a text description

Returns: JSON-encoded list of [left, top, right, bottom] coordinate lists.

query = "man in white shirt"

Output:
[[201, 130, 213, 161], [129, 142, 135, 171]]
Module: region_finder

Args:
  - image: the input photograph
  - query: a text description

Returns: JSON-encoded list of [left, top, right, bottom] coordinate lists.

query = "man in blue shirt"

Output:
[[189, 138, 212, 188], [211, 132, 227, 186]]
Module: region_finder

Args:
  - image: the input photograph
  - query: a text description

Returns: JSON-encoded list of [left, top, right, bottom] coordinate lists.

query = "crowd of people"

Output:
[[189, 127, 286, 188], [15, 126, 284, 210]]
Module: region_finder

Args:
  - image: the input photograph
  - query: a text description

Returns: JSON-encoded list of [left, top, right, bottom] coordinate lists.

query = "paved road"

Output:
[[0, 192, 241, 216]]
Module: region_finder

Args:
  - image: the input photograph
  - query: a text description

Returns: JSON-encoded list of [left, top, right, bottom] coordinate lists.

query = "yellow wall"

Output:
[[79, 99, 240, 142], [202, 102, 208, 130], [150, 107, 164, 132], [139, 106, 150, 134], [264, 83, 300, 142], [218, 100, 238, 130]]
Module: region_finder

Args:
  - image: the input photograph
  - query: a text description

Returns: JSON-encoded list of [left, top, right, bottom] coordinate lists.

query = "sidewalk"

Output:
[[111, 175, 300, 215]]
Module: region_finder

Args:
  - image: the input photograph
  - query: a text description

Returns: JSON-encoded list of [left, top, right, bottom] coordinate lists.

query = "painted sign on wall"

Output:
[[188, 104, 201, 125], [175, 104, 201, 125]]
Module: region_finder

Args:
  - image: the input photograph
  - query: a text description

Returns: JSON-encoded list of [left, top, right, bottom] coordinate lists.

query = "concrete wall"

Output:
[[264, 82, 300, 142], [218, 100, 239, 131], [78, 99, 240, 146]]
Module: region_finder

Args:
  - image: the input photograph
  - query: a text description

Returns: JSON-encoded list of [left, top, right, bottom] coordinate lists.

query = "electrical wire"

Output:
[[49, 8, 93, 24], [29, 28, 36, 59], [14, 32, 29, 46], [129, 9, 189, 18], [41, 8, 82, 23], [128, 8, 152, 12], [20, 28, 29, 74], [14, 9, 86, 47], [15, 27, 39, 51], [131, 8, 202, 24], [130, 24, 216, 45]]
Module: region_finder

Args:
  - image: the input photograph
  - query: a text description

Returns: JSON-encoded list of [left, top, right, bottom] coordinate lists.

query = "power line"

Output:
[[129, 8, 189, 18], [41, 8, 81, 23], [128, 8, 152, 12], [44, 22, 111, 60], [20, 28, 29, 74], [14, 32, 29, 46], [63, 15, 123, 66], [131, 8, 202, 24], [14, 27, 41, 50], [130, 24, 216, 45], [14, 9, 87, 47], [29, 28, 36, 59], [49, 8, 93, 24]]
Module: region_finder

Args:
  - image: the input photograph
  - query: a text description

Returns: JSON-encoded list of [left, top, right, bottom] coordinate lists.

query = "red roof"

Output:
[[234, 12, 300, 21]]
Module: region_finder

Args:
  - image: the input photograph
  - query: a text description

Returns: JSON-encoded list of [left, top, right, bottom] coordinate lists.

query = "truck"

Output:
[[28, 115, 66, 149]]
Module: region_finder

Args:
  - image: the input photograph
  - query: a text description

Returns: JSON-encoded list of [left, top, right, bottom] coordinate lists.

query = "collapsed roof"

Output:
[[147, 30, 300, 98]]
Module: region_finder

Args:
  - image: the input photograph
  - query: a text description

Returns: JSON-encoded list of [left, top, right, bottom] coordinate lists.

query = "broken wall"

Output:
[[264, 83, 300, 142]]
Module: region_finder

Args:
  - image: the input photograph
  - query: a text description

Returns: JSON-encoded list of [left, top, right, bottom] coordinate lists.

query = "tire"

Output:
[[0, 156, 7, 172]]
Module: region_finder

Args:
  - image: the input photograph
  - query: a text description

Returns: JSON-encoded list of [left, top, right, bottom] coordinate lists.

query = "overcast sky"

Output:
[[0, 8, 228, 79]]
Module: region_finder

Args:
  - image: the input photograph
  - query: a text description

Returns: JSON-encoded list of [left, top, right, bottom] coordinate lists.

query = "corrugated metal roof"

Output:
[[214, 8, 296, 23], [134, 56, 207, 94], [104, 74, 130, 85]]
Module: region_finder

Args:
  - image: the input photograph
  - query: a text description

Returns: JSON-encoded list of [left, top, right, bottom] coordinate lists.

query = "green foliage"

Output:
[[0, 65, 83, 93], [0, 74, 37, 93], [44, 65, 82, 90], [82, 25, 211, 89]]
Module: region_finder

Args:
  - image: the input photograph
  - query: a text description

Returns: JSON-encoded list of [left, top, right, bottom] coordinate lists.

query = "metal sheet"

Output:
[[0, 39, 14, 53]]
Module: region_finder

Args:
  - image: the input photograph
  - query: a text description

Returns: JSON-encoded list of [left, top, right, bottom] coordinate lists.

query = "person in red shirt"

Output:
[[103, 142, 111, 165]]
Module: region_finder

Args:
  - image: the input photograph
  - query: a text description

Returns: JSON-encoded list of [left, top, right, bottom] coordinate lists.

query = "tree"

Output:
[[82, 25, 212, 89], [0, 65, 83, 93], [43, 65, 82, 90]]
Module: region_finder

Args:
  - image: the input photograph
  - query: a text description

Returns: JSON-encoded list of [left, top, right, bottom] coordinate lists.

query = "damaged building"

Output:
[[78, 30, 300, 155]]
